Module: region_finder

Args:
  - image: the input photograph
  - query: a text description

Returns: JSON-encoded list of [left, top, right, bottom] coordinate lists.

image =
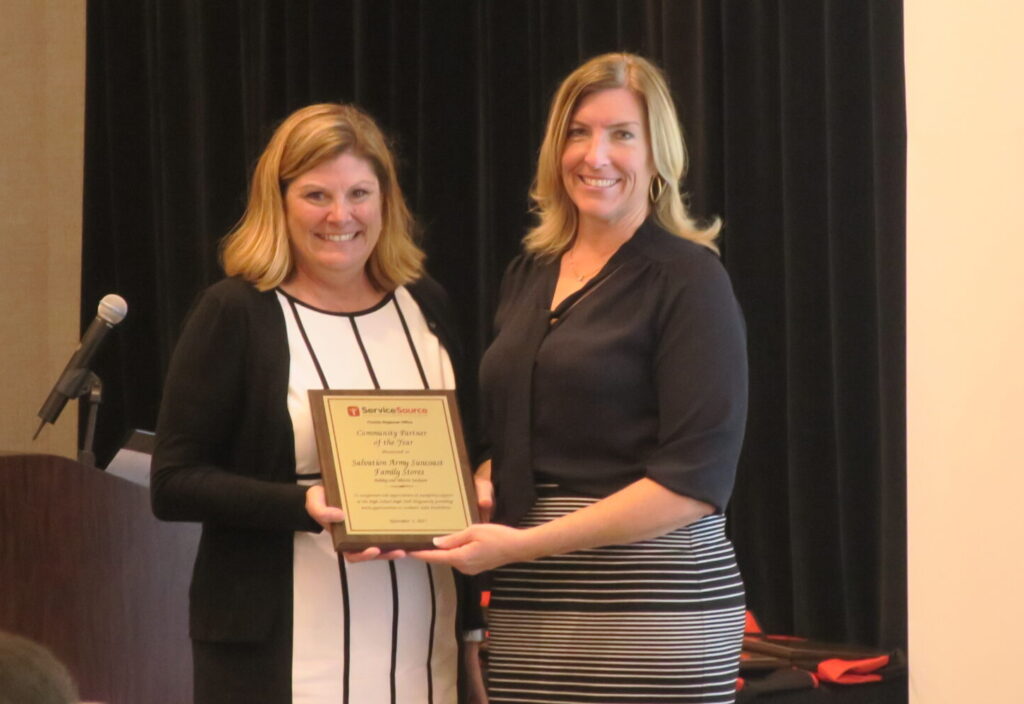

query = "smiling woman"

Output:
[[560, 87, 653, 233], [151, 103, 485, 704], [221, 103, 424, 303], [414, 53, 747, 704], [282, 152, 384, 311]]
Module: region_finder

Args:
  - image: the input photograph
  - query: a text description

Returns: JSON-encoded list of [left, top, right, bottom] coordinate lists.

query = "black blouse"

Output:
[[480, 219, 748, 526]]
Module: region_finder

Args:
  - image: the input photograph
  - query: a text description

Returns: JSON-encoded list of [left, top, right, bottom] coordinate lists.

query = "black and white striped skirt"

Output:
[[487, 487, 746, 704]]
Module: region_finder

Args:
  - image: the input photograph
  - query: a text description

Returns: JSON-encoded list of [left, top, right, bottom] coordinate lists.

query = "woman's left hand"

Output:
[[411, 523, 530, 575]]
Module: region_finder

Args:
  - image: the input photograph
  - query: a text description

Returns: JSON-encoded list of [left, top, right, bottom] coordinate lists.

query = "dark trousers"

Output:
[[193, 629, 291, 704]]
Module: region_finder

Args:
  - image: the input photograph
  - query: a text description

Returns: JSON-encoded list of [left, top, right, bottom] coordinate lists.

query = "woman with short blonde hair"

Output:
[[222, 102, 424, 292], [154, 102, 483, 704]]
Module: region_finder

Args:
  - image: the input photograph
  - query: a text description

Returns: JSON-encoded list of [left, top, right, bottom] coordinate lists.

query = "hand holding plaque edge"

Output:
[[306, 485, 409, 561], [305, 484, 346, 530]]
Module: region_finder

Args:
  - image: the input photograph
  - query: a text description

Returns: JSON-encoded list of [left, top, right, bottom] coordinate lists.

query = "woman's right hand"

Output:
[[305, 485, 346, 531], [307, 485, 407, 562], [474, 460, 494, 523]]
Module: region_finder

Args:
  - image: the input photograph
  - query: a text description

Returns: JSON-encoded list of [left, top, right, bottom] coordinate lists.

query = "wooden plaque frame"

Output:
[[308, 389, 479, 551]]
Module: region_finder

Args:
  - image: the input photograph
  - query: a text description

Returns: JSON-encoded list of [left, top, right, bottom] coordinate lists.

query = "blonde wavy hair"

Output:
[[524, 52, 721, 257], [221, 103, 424, 291]]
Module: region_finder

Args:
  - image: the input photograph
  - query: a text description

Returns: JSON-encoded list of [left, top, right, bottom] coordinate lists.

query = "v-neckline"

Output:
[[544, 233, 638, 323]]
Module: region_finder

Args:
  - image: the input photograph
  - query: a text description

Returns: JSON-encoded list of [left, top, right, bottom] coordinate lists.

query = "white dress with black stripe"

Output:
[[277, 287, 459, 704]]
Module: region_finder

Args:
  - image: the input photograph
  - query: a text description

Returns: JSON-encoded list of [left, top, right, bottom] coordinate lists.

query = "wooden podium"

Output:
[[0, 453, 199, 703]]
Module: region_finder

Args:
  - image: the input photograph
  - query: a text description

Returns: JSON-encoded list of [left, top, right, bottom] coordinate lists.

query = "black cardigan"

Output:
[[151, 275, 480, 642]]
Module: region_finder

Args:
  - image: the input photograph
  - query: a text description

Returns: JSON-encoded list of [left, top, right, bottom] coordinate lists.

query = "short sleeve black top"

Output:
[[480, 219, 748, 526]]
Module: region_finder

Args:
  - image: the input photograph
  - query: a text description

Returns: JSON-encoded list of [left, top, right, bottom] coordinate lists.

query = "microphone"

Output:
[[33, 294, 128, 439]]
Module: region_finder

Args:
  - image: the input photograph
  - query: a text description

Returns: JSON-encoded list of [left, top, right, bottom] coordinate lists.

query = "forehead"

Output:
[[570, 87, 646, 125], [293, 151, 379, 184]]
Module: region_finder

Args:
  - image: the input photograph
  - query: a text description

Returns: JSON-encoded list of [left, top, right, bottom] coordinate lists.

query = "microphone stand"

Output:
[[32, 368, 103, 468], [78, 372, 102, 468]]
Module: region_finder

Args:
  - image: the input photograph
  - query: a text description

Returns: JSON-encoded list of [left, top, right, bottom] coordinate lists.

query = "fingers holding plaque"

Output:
[[308, 390, 479, 551]]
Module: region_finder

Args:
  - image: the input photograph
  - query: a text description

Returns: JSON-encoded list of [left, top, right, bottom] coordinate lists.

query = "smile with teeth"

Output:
[[579, 175, 618, 188], [317, 232, 359, 242]]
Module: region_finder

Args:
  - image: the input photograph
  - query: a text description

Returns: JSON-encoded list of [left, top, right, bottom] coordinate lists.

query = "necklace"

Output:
[[566, 247, 603, 283]]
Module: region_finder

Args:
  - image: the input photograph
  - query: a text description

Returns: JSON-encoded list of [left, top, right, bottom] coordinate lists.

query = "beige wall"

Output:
[[906, 1, 1024, 702], [0, 0, 85, 458]]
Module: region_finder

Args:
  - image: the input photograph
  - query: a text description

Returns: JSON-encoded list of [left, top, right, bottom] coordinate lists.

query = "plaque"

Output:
[[308, 389, 479, 551]]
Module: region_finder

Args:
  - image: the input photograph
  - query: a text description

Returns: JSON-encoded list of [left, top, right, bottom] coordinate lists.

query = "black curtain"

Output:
[[82, 0, 906, 651]]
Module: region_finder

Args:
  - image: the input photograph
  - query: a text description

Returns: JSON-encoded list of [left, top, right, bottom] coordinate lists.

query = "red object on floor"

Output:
[[817, 655, 890, 684], [744, 610, 763, 634]]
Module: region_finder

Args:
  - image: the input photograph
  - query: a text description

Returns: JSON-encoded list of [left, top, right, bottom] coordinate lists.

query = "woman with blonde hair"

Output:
[[153, 103, 484, 704], [417, 54, 747, 703]]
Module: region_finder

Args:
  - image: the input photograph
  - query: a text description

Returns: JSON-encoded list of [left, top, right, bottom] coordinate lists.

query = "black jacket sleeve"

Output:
[[151, 279, 319, 533]]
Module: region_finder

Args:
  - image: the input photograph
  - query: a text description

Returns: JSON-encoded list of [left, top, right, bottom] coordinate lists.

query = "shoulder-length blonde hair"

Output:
[[524, 52, 721, 257], [221, 103, 424, 291]]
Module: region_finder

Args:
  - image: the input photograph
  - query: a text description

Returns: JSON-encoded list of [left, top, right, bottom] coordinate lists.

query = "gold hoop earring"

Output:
[[649, 175, 667, 203]]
